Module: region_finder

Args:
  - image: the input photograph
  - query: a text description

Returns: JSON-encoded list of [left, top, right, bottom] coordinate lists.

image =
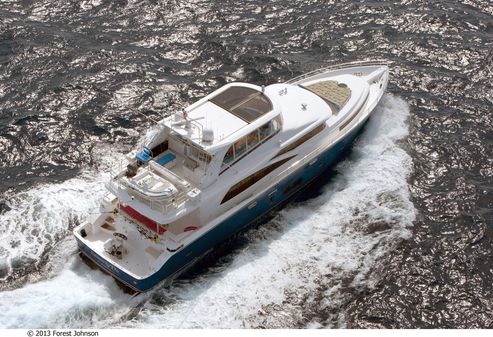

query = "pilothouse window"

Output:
[[234, 137, 247, 158], [223, 146, 235, 165], [259, 122, 272, 140], [247, 130, 259, 148], [221, 116, 282, 172]]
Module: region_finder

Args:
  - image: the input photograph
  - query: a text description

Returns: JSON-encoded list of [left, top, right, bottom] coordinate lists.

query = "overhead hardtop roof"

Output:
[[163, 83, 281, 154], [209, 85, 273, 123]]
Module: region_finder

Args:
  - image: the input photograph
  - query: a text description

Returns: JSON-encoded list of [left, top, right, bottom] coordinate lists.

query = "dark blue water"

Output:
[[0, 0, 492, 328]]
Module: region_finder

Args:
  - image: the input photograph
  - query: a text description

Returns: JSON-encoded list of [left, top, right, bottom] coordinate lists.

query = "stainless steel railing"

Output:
[[164, 112, 204, 141], [107, 178, 189, 214], [107, 159, 191, 214], [285, 59, 390, 84]]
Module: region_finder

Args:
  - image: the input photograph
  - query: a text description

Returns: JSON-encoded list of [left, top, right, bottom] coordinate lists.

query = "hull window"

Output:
[[221, 156, 295, 204], [283, 178, 303, 195], [276, 123, 326, 158]]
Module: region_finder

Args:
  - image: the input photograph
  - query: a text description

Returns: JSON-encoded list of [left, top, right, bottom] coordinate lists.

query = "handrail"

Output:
[[108, 179, 189, 214], [107, 158, 192, 214], [285, 59, 391, 84], [164, 112, 204, 141], [149, 161, 190, 189]]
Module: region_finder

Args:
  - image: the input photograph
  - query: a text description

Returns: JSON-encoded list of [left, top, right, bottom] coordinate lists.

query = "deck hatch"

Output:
[[304, 80, 351, 110]]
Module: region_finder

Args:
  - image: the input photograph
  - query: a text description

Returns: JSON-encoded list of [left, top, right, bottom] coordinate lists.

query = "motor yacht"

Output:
[[73, 61, 389, 292]]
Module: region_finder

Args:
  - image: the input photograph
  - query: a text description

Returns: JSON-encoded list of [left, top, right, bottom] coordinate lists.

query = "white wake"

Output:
[[121, 95, 416, 328], [0, 95, 415, 328]]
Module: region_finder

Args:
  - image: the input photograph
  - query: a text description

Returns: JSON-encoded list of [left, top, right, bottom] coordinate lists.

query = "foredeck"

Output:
[[304, 80, 352, 110]]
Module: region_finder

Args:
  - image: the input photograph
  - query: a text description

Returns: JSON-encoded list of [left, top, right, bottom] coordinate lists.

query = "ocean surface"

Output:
[[0, 0, 492, 328]]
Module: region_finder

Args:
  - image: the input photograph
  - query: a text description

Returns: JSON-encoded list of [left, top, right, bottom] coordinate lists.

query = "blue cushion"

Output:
[[136, 147, 152, 163], [155, 153, 176, 166]]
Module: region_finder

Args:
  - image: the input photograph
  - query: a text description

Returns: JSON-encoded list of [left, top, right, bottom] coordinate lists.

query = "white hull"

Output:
[[74, 61, 390, 291]]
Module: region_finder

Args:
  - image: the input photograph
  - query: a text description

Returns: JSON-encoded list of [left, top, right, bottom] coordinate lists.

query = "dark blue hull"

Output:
[[77, 119, 368, 292]]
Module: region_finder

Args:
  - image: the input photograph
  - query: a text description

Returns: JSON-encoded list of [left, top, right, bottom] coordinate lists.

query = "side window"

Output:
[[246, 130, 260, 150], [234, 137, 247, 158], [221, 156, 294, 204], [223, 145, 235, 165]]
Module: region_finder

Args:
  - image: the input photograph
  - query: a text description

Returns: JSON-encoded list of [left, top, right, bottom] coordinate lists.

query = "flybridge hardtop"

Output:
[[166, 82, 332, 152], [74, 61, 389, 292]]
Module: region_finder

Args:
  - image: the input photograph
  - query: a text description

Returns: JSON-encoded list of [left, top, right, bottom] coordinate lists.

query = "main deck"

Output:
[[74, 61, 390, 291]]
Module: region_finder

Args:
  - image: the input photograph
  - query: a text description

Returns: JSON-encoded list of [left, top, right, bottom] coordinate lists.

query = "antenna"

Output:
[[139, 111, 159, 124]]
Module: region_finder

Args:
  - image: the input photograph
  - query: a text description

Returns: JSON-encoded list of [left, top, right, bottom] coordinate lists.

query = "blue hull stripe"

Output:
[[77, 120, 367, 292]]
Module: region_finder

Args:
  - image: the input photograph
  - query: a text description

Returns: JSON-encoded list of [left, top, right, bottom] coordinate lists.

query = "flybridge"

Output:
[[163, 83, 277, 150]]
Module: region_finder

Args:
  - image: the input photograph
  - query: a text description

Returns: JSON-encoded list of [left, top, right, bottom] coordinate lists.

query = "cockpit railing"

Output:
[[106, 159, 191, 214], [107, 178, 189, 214], [285, 59, 390, 85]]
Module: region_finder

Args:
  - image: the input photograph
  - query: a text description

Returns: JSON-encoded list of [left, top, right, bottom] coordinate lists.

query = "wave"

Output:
[[0, 95, 415, 328], [121, 95, 416, 328]]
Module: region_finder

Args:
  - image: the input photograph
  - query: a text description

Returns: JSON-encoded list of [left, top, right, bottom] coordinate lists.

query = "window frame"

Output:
[[275, 123, 326, 158], [220, 156, 295, 204], [220, 116, 282, 174]]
